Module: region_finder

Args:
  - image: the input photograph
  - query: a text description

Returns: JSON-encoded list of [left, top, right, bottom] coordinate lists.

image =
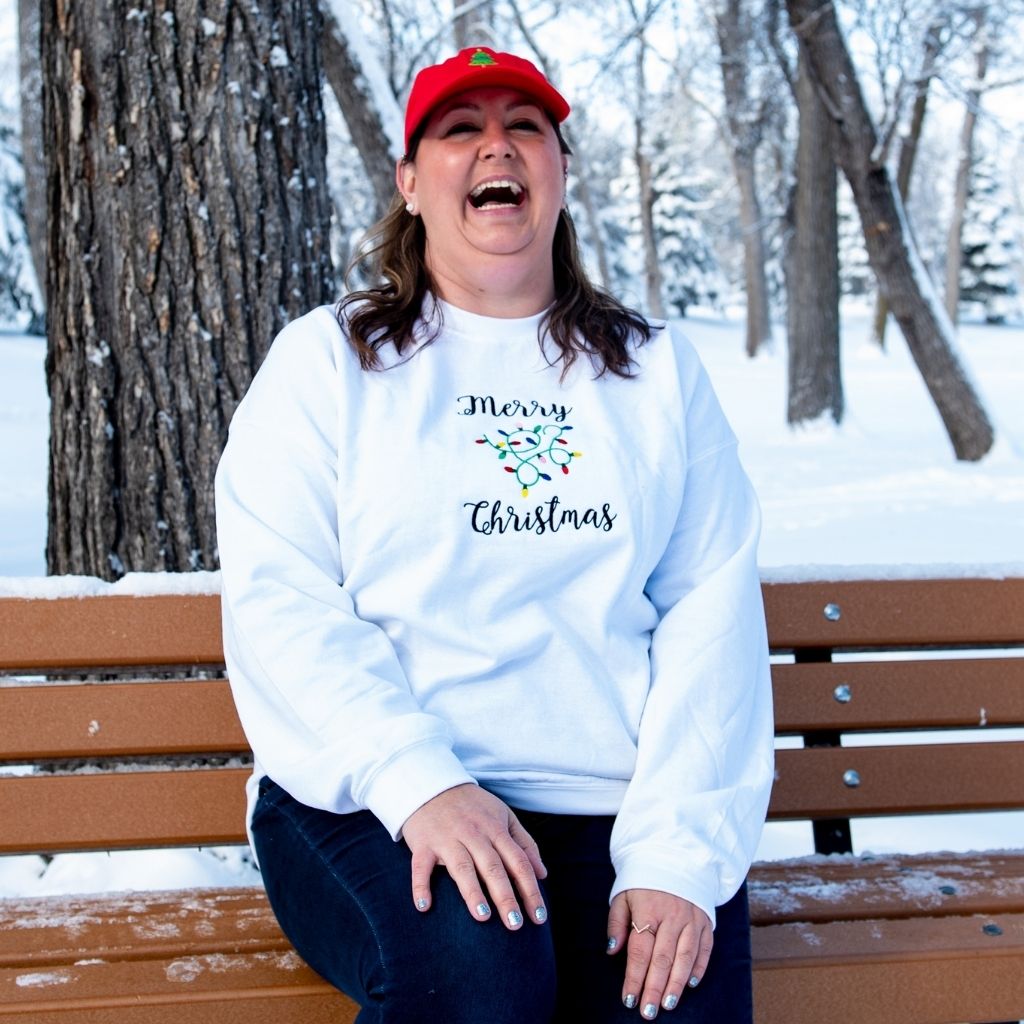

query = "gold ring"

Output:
[[631, 921, 656, 936]]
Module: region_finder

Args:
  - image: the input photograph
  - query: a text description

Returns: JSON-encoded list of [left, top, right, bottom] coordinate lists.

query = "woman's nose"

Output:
[[479, 123, 515, 159]]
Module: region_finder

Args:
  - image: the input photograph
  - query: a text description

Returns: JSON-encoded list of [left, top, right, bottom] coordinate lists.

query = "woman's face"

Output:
[[397, 87, 567, 302]]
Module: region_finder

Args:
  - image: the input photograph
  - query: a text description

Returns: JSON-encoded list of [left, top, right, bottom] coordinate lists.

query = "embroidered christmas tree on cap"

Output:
[[469, 49, 498, 66]]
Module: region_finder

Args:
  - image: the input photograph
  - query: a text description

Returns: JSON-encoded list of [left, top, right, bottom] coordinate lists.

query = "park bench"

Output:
[[0, 574, 1022, 1023]]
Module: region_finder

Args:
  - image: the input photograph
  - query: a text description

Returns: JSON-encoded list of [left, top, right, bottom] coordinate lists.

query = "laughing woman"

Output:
[[215, 46, 773, 1024]]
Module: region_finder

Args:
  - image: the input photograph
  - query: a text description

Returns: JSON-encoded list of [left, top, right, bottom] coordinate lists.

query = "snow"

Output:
[[1, 307, 1023, 892]]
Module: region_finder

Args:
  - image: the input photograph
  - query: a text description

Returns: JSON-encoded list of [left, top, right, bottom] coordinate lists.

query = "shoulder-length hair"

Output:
[[337, 127, 652, 379]]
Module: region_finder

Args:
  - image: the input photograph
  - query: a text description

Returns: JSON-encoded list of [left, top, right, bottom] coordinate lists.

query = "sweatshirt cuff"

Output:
[[610, 849, 720, 930], [361, 740, 477, 840]]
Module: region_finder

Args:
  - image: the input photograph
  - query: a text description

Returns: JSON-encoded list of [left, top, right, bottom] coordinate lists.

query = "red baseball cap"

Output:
[[404, 46, 571, 153]]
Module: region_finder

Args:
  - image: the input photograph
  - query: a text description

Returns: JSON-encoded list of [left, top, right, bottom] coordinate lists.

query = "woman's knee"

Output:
[[252, 782, 556, 1023]]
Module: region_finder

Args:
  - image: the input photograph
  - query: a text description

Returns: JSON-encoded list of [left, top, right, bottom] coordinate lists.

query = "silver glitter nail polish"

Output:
[[507, 910, 523, 927], [664, 994, 679, 1010], [607, 936, 618, 952], [623, 994, 637, 1009], [688, 976, 700, 989], [476, 902, 490, 918], [642, 1003, 657, 1019], [534, 906, 548, 923], [415, 898, 428, 910]]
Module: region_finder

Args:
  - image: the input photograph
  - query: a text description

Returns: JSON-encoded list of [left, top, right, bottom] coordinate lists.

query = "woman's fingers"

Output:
[[606, 891, 631, 955], [611, 889, 712, 1017], [402, 785, 547, 929]]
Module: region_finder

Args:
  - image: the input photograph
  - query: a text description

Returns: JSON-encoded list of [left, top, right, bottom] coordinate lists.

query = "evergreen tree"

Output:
[[650, 135, 723, 316], [0, 95, 42, 332], [959, 148, 1020, 323]]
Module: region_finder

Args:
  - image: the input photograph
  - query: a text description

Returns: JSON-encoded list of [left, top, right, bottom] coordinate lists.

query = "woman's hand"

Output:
[[607, 888, 713, 1017], [402, 784, 548, 930]]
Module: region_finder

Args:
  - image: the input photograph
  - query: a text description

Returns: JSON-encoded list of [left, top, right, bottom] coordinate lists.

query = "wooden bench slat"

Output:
[[0, 595, 223, 671], [762, 577, 1024, 649], [0, 887, 356, 1023], [0, 770, 250, 854], [0, 681, 247, 760], [772, 657, 1024, 732], [770, 740, 1024, 818], [752, 912, 1024, 1024], [749, 851, 1024, 925], [0, 958, 349, 1024], [0, 889, 281, 968]]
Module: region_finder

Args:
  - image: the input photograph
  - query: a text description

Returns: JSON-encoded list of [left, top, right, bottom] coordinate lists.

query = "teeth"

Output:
[[470, 179, 523, 197]]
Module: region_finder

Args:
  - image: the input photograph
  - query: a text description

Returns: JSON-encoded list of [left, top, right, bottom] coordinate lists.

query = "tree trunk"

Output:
[[43, 0, 335, 578], [454, 0, 495, 49], [785, 0, 993, 461], [716, 0, 773, 357], [786, 49, 841, 425], [19, 0, 47, 316], [872, 16, 943, 348], [321, 1, 402, 219], [634, 39, 664, 318], [943, 7, 988, 326], [734, 150, 773, 358]]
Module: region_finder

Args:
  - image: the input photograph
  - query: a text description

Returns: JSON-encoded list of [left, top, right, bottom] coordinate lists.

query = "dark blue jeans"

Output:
[[252, 777, 753, 1023]]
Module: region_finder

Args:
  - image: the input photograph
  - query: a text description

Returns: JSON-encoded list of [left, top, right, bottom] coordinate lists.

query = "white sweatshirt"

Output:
[[215, 299, 774, 926]]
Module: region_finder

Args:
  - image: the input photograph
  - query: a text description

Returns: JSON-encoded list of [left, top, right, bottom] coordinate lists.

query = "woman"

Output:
[[216, 46, 773, 1023]]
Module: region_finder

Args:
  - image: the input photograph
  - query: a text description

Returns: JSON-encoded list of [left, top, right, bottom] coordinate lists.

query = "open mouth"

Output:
[[468, 179, 526, 210]]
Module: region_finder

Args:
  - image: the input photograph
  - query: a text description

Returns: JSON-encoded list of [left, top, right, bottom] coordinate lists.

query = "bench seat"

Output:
[[1, 577, 1022, 1023]]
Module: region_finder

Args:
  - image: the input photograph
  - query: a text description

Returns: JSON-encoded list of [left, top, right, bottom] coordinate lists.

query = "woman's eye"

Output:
[[444, 121, 477, 136], [510, 120, 540, 132]]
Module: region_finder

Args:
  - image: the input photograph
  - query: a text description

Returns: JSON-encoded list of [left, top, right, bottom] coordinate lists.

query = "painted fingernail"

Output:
[[642, 1003, 658, 1019], [415, 897, 428, 910], [664, 993, 679, 1010], [476, 902, 490, 918], [624, 994, 637, 1009], [507, 910, 523, 927], [534, 906, 548, 923], [688, 976, 700, 988], [607, 936, 618, 952]]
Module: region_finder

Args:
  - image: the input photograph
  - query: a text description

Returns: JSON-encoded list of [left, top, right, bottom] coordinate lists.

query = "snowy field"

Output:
[[1, 309, 1022, 896]]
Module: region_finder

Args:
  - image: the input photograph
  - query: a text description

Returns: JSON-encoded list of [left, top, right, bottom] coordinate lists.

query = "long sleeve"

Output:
[[608, 334, 774, 928], [215, 309, 474, 839]]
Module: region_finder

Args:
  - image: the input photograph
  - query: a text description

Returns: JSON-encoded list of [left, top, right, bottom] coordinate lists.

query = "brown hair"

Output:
[[337, 127, 652, 378]]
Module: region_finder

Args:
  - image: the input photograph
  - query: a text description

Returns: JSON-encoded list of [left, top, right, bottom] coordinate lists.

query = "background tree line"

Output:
[[1, 0, 1021, 578]]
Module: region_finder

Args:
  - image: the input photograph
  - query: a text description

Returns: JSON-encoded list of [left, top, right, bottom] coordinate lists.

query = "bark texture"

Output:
[[786, 49, 841, 425], [785, 0, 993, 461], [716, 0, 773, 357], [44, 0, 335, 578]]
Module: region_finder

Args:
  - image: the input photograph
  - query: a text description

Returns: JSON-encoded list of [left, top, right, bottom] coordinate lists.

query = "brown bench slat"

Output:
[[0, 887, 356, 1023], [0, 888, 281, 968], [0, 770, 250, 854], [0, 957, 349, 1024], [770, 740, 1024, 818], [0, 595, 223, 671], [762, 577, 1024, 650], [0, 681, 247, 761], [772, 657, 1024, 732], [749, 851, 1024, 925], [752, 912, 1024, 1024]]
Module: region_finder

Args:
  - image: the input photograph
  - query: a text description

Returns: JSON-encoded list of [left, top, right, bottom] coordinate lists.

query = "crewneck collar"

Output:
[[423, 294, 551, 343]]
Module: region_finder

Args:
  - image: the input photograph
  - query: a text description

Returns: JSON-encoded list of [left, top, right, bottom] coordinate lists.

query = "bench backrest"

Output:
[[1, 579, 1023, 857]]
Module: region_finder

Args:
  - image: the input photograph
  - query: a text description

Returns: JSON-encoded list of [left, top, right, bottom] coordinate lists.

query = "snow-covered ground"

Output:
[[2, 309, 1022, 895]]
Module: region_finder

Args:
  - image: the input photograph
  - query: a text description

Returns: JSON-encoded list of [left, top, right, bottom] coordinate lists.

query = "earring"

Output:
[[405, 201, 416, 215]]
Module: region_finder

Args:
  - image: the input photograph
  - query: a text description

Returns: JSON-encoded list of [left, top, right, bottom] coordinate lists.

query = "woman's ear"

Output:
[[397, 159, 418, 215]]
